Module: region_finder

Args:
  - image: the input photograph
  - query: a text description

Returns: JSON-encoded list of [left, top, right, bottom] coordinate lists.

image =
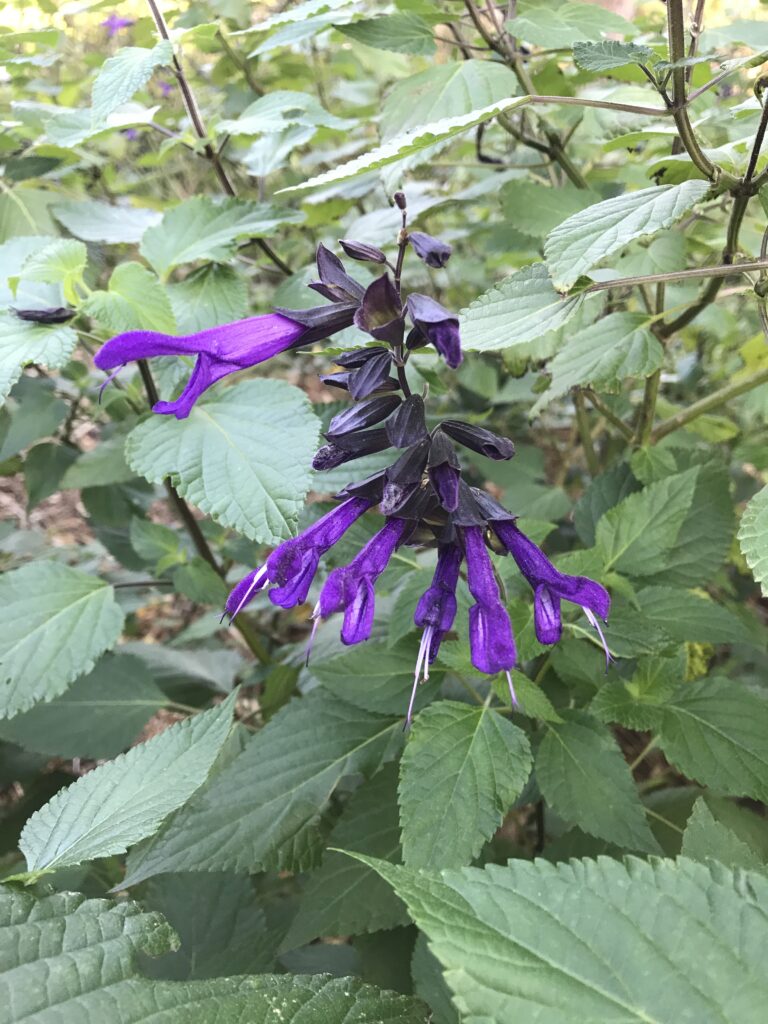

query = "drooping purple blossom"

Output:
[[406, 294, 462, 368], [101, 13, 135, 36], [493, 519, 612, 666], [225, 496, 373, 620], [408, 231, 452, 269]]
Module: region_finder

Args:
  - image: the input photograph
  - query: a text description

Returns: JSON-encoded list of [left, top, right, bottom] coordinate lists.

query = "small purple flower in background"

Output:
[[158, 79, 173, 98], [493, 519, 612, 666], [122, 128, 139, 141], [101, 13, 136, 37]]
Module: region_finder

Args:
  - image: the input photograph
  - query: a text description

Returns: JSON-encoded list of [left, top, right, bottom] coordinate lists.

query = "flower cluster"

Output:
[[95, 196, 611, 725]]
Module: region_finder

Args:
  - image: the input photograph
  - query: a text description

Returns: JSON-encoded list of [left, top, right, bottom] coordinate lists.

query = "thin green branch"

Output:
[[582, 388, 634, 441], [582, 258, 768, 294], [652, 365, 768, 442], [574, 389, 599, 474]]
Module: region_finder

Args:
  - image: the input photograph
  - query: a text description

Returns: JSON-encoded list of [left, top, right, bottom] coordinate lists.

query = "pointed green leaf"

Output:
[[339, 14, 435, 55], [738, 484, 768, 597], [91, 42, 173, 125], [82, 262, 176, 334], [0, 313, 77, 404], [52, 200, 161, 244], [573, 40, 654, 72], [681, 798, 764, 871]]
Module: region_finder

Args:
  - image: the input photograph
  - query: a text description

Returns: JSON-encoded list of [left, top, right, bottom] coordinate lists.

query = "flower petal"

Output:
[[468, 602, 517, 674]]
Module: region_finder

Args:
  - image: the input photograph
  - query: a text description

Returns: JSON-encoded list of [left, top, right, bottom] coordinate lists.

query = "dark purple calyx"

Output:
[[13, 306, 75, 324], [308, 243, 365, 303], [327, 394, 401, 438], [339, 239, 388, 264], [428, 429, 461, 513], [348, 349, 395, 400], [380, 439, 430, 516], [441, 419, 515, 460], [313, 429, 391, 470], [386, 394, 429, 448], [354, 274, 404, 347], [408, 231, 452, 269], [406, 293, 462, 369]]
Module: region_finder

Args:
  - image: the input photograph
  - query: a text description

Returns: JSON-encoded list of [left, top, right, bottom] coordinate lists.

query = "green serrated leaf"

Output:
[[399, 702, 532, 870], [339, 14, 435, 55], [125, 379, 321, 545], [20, 692, 235, 873], [508, 0, 637, 47], [61, 432, 137, 489], [545, 181, 710, 290], [20, 238, 87, 304], [217, 89, 354, 136], [681, 797, 765, 871], [0, 313, 77, 405], [636, 586, 759, 645], [0, 562, 124, 720], [52, 200, 161, 244], [536, 715, 660, 852], [460, 263, 585, 353], [82, 262, 176, 334], [739, 484, 768, 597], [573, 40, 654, 72], [167, 264, 249, 334], [91, 42, 173, 126]]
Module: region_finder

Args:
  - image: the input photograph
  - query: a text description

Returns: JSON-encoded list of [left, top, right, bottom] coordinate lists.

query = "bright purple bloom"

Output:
[[94, 314, 308, 419], [407, 544, 462, 724], [406, 294, 462, 369], [493, 519, 612, 666], [316, 517, 409, 646], [101, 13, 135, 36], [462, 526, 517, 705]]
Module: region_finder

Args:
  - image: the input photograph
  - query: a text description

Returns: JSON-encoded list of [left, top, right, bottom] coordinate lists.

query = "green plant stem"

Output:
[[744, 96, 768, 187], [629, 736, 658, 773], [574, 390, 599, 475], [582, 257, 768, 294], [652, 365, 768, 442], [145, 0, 291, 276], [582, 389, 634, 441], [666, 0, 719, 182], [217, 28, 263, 96], [634, 368, 661, 447], [136, 360, 270, 665]]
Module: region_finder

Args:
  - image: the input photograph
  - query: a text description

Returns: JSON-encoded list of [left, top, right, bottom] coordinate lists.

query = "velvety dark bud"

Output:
[[334, 346, 389, 369], [406, 294, 462, 369], [405, 326, 426, 352], [441, 419, 515, 461], [349, 349, 394, 400], [386, 394, 428, 448], [470, 488, 513, 523], [390, 484, 439, 521], [327, 395, 401, 438], [319, 371, 352, 391], [354, 274, 404, 346], [408, 231, 452, 269], [393, 191, 407, 210], [334, 469, 387, 502], [13, 306, 75, 324], [339, 239, 387, 264], [380, 439, 429, 515], [314, 243, 365, 302], [273, 302, 357, 341], [428, 430, 461, 513], [449, 480, 486, 527], [328, 427, 390, 454]]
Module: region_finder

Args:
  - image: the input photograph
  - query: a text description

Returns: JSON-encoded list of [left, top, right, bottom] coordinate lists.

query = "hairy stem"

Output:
[[582, 257, 768, 294], [574, 390, 599, 475], [582, 388, 634, 441], [653, 365, 768, 442]]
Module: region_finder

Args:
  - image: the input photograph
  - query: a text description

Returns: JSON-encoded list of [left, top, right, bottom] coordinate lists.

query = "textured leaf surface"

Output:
[[0, 312, 77, 403], [399, 702, 532, 870], [0, 887, 426, 1024], [91, 42, 173, 125], [508, 0, 635, 47], [217, 89, 354, 135], [460, 263, 585, 353], [281, 765, 408, 951], [20, 693, 235, 872], [636, 586, 758, 645], [532, 312, 661, 413], [573, 40, 654, 71], [126, 380, 321, 545], [536, 716, 660, 852], [167, 264, 248, 333], [739, 484, 768, 597], [82, 262, 176, 334], [544, 181, 710, 289], [681, 798, 765, 870], [122, 692, 401, 884], [339, 14, 435, 55], [140, 197, 304, 277], [51, 200, 161, 244], [0, 652, 164, 759], [657, 678, 768, 801], [360, 854, 768, 1024], [0, 563, 124, 720]]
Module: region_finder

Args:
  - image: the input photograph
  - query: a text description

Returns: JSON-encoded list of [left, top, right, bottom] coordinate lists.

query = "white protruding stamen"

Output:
[[406, 626, 434, 729], [584, 608, 613, 670], [506, 670, 518, 708], [229, 565, 269, 621], [305, 612, 322, 667]]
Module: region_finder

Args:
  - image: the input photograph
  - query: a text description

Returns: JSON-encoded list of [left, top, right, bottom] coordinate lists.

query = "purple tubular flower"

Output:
[[102, 13, 135, 36], [94, 314, 308, 419], [407, 544, 462, 725], [493, 519, 612, 666], [317, 517, 409, 645], [462, 526, 518, 705], [406, 294, 462, 369], [428, 430, 460, 513], [225, 496, 372, 620], [408, 231, 452, 269]]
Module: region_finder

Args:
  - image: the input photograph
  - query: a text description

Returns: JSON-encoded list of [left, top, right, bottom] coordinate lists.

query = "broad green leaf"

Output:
[[500, 180, 598, 239], [738, 484, 768, 597], [380, 60, 517, 139], [0, 562, 124, 720], [536, 715, 660, 852], [340, 14, 435, 55], [20, 693, 235, 873], [82, 262, 176, 334], [281, 764, 408, 951], [240, 0, 357, 30], [460, 263, 585, 353], [636, 586, 759, 645], [595, 467, 698, 576], [573, 463, 639, 546], [140, 197, 304, 278], [125, 379, 320, 545], [532, 312, 662, 413], [0, 313, 77, 404], [278, 96, 527, 194], [44, 102, 160, 148], [0, 652, 165, 759], [411, 933, 460, 1024], [312, 640, 443, 716], [217, 89, 354, 136], [544, 181, 711, 290], [20, 239, 87, 304], [508, 0, 636, 47], [142, 872, 274, 979], [167, 264, 248, 333], [590, 653, 684, 729], [0, 887, 425, 1024], [573, 40, 654, 71], [23, 441, 78, 508], [121, 692, 401, 884], [681, 798, 764, 870], [91, 42, 173, 125], [61, 433, 137, 489], [399, 702, 532, 870], [0, 377, 67, 459], [51, 200, 161, 244], [130, 517, 184, 567], [657, 677, 768, 802], [248, 11, 356, 56], [360, 854, 768, 1024], [172, 558, 229, 605]]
